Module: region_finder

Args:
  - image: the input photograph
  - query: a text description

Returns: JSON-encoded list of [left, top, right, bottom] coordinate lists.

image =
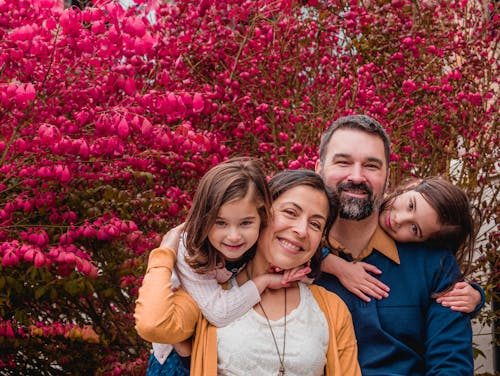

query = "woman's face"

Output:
[[379, 190, 441, 242], [257, 185, 329, 270]]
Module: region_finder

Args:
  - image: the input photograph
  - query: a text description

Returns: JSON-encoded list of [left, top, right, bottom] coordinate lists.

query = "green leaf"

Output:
[[64, 280, 82, 295], [35, 286, 48, 300]]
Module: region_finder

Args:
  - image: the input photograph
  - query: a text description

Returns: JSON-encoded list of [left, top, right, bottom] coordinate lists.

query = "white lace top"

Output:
[[217, 282, 329, 376]]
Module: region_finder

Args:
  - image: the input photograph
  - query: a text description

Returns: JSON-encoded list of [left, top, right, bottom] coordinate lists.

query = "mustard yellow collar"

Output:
[[329, 226, 400, 264]]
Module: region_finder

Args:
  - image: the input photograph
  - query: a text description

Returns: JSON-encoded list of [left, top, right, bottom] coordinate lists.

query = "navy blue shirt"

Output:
[[316, 227, 473, 376]]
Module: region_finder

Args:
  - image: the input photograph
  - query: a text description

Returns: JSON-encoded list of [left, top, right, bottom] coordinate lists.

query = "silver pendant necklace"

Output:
[[246, 268, 287, 375]]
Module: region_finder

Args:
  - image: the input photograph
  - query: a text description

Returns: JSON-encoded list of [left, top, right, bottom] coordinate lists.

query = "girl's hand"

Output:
[[435, 281, 481, 313], [159, 223, 185, 255], [281, 266, 312, 285], [322, 254, 390, 302], [254, 265, 312, 291]]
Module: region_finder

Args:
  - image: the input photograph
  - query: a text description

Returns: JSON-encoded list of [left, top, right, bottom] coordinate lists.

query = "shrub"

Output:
[[0, 0, 498, 374]]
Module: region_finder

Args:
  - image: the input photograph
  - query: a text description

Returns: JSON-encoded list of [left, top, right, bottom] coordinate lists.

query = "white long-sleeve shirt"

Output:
[[175, 232, 261, 327], [152, 232, 260, 364]]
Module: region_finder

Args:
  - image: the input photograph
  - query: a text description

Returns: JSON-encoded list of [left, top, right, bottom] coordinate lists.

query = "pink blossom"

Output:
[[9, 25, 38, 41], [23, 246, 36, 262], [4, 322, 14, 339], [76, 257, 92, 275], [124, 17, 146, 37], [15, 83, 36, 105], [123, 78, 137, 96], [278, 132, 288, 141], [141, 118, 153, 138], [34, 251, 46, 268], [116, 118, 130, 139], [402, 79, 418, 94], [38, 123, 62, 145], [59, 9, 80, 35], [2, 249, 19, 267], [192, 93, 204, 113]]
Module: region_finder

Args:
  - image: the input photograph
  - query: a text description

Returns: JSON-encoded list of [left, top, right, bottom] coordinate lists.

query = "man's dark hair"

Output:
[[319, 115, 391, 166]]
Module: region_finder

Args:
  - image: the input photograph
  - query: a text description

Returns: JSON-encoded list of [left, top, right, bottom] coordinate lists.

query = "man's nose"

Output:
[[347, 164, 366, 184]]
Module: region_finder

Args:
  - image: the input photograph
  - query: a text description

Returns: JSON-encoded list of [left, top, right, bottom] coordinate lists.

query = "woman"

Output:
[[135, 169, 361, 376]]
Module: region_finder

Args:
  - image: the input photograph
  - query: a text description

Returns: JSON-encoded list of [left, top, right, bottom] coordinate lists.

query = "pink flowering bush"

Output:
[[0, 0, 498, 374]]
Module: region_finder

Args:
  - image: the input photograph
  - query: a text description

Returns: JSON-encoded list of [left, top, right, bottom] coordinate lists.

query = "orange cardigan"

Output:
[[135, 248, 361, 376]]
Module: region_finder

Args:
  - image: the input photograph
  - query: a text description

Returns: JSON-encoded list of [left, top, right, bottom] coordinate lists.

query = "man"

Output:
[[315, 115, 473, 375]]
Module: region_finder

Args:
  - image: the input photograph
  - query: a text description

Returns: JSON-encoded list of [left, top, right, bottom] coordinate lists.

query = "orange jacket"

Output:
[[135, 248, 361, 376]]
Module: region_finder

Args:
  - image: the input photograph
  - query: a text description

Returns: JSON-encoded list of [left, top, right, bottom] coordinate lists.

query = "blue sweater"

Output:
[[316, 227, 473, 376]]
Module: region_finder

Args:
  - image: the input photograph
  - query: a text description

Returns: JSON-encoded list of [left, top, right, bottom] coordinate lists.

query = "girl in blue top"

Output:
[[322, 176, 484, 313]]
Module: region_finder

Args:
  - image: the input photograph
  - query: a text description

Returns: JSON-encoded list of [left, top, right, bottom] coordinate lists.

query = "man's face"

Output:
[[315, 128, 389, 221]]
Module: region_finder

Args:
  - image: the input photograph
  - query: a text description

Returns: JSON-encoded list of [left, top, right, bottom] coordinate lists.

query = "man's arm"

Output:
[[425, 252, 474, 375]]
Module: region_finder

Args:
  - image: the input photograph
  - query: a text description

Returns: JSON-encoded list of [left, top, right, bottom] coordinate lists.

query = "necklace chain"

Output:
[[246, 267, 287, 375]]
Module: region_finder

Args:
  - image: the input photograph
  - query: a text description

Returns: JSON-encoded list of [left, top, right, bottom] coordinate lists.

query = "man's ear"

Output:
[[315, 159, 322, 174], [384, 167, 390, 193]]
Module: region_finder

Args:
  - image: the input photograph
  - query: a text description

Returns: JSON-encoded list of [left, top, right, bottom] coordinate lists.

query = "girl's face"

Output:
[[379, 190, 441, 243], [207, 191, 261, 262], [257, 185, 329, 270]]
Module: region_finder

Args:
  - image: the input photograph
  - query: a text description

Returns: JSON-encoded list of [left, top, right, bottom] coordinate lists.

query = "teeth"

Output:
[[279, 239, 301, 251]]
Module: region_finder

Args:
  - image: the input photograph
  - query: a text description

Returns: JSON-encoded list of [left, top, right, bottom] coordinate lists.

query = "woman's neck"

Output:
[[236, 251, 268, 285]]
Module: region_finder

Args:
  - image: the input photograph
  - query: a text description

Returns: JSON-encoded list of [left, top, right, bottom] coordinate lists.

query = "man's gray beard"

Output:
[[339, 195, 375, 221]]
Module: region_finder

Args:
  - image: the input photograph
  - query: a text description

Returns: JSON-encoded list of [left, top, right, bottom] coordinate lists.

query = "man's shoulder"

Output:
[[394, 242, 456, 260], [391, 243, 461, 284]]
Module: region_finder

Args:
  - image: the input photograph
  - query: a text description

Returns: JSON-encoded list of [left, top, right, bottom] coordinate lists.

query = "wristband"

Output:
[[320, 247, 330, 261]]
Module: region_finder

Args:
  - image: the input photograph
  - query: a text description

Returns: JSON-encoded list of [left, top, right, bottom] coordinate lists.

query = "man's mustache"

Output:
[[336, 181, 373, 196]]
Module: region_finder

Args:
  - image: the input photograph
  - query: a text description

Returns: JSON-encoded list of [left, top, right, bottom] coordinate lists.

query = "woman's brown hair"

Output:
[[184, 157, 272, 273]]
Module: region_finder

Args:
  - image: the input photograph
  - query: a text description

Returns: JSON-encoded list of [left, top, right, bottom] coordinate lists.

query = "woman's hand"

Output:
[[159, 223, 185, 255], [435, 281, 481, 313], [322, 254, 390, 302]]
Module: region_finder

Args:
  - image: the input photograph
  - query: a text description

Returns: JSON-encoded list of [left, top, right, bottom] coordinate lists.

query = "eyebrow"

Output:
[[331, 153, 350, 160], [284, 202, 327, 222], [331, 153, 384, 166], [215, 215, 258, 220], [412, 197, 424, 239]]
